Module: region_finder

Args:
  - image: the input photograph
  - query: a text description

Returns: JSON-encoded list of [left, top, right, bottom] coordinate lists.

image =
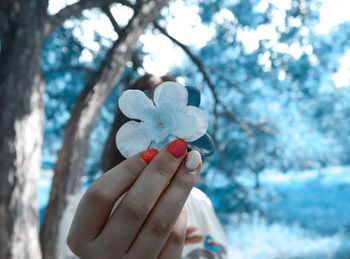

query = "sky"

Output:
[[48, 0, 350, 86]]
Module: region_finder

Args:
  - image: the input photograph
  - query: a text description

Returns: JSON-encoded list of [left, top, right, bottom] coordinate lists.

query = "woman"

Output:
[[60, 75, 228, 259]]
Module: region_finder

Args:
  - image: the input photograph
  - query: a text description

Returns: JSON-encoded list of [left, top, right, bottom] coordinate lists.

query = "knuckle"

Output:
[[174, 176, 195, 190], [169, 229, 185, 245], [152, 161, 174, 178], [85, 182, 112, 204], [66, 233, 84, 256], [121, 162, 139, 177], [149, 218, 171, 238], [182, 206, 187, 216], [120, 199, 148, 222], [179, 207, 188, 223]]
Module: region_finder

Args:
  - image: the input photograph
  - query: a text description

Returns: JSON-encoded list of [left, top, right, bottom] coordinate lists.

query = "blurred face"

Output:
[[102, 75, 177, 172], [147, 76, 163, 99]]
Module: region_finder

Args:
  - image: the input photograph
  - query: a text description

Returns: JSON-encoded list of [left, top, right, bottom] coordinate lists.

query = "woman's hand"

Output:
[[66, 139, 202, 259]]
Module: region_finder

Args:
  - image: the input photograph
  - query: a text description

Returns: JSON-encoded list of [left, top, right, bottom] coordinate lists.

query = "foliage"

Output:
[[41, 0, 350, 218], [171, 0, 350, 215]]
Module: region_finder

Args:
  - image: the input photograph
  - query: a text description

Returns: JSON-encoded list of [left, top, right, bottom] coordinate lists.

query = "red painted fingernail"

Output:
[[141, 149, 159, 163], [167, 139, 187, 157]]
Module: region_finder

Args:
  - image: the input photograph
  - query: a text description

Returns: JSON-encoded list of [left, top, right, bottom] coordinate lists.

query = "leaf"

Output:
[[188, 133, 215, 157], [186, 86, 201, 107], [143, 89, 151, 98]]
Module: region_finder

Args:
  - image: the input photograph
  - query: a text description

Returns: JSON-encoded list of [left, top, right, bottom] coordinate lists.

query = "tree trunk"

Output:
[[0, 1, 47, 258], [40, 1, 170, 258], [254, 171, 260, 189]]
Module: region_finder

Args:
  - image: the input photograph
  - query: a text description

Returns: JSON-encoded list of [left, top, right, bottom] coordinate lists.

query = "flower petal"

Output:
[[154, 82, 188, 110], [186, 86, 201, 107], [187, 133, 215, 157], [173, 106, 208, 142], [149, 135, 177, 150], [118, 90, 155, 120], [116, 121, 153, 158]]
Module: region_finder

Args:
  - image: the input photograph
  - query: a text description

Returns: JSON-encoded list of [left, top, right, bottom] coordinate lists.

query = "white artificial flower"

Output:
[[116, 81, 208, 158]]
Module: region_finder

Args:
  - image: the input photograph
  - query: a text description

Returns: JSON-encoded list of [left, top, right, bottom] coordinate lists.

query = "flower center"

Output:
[[147, 110, 176, 144]]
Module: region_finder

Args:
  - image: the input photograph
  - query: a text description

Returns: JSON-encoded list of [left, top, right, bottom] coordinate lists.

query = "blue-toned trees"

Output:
[[0, 1, 170, 258]]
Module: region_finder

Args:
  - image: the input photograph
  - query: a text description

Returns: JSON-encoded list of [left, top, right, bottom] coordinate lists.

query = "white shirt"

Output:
[[182, 188, 228, 259], [59, 187, 228, 259]]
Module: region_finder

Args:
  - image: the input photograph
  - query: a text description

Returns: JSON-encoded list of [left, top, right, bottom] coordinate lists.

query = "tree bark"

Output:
[[40, 1, 170, 258], [44, 0, 134, 36], [0, 1, 48, 258]]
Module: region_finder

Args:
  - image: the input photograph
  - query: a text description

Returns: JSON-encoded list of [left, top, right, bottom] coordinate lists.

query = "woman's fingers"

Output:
[[96, 139, 188, 254], [66, 152, 147, 252], [67, 139, 202, 259], [127, 150, 202, 258], [157, 207, 187, 259], [185, 226, 204, 244]]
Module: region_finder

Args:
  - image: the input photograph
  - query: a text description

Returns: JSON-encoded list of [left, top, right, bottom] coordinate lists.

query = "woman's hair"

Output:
[[100, 74, 176, 172]]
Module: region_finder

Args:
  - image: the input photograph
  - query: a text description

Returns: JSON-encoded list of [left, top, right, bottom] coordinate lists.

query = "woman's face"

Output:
[[102, 75, 177, 172], [147, 76, 163, 99]]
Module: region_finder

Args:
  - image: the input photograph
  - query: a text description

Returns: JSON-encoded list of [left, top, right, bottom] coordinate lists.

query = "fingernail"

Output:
[[167, 138, 187, 158], [185, 150, 201, 173], [141, 149, 159, 163]]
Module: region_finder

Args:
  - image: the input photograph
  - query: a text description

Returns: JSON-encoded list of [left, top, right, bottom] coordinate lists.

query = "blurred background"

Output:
[[2, 0, 350, 258]]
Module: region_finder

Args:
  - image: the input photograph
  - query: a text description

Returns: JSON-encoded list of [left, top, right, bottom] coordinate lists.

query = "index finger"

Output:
[[96, 139, 188, 253], [67, 152, 149, 247]]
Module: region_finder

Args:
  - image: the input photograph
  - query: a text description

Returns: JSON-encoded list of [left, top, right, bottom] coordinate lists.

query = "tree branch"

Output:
[[246, 120, 278, 136], [154, 22, 257, 137], [207, 66, 246, 95], [101, 5, 123, 35], [45, 0, 134, 36], [41, 1, 170, 258], [221, 107, 256, 137], [154, 22, 278, 138], [47, 64, 95, 74], [153, 22, 219, 101]]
